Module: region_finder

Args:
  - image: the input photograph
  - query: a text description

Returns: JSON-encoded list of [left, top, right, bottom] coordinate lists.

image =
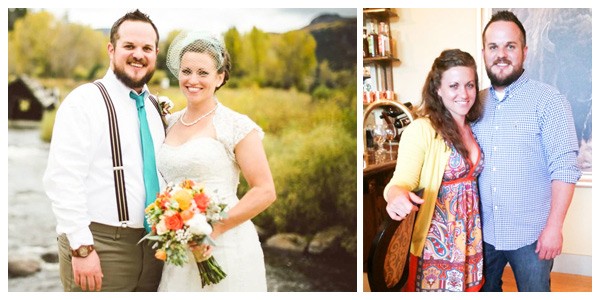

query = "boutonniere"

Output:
[[158, 96, 174, 116]]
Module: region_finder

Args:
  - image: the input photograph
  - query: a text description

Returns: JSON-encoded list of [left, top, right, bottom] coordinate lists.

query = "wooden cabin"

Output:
[[8, 75, 59, 127]]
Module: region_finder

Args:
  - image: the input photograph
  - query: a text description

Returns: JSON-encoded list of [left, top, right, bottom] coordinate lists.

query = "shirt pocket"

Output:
[[511, 119, 541, 154]]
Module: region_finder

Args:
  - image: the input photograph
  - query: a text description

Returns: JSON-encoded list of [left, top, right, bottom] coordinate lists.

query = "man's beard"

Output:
[[485, 58, 524, 88], [113, 60, 155, 89]]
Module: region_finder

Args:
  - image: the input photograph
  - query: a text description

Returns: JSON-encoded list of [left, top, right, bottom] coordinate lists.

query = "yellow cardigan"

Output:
[[383, 117, 451, 257]]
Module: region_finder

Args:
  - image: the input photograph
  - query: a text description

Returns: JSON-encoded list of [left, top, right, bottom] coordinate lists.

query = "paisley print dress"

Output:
[[406, 145, 484, 292]]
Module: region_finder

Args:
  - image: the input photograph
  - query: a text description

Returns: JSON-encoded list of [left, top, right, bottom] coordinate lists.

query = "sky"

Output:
[[35, 8, 357, 37]]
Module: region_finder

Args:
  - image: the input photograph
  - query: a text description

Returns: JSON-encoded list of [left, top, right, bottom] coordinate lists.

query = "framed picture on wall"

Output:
[[480, 8, 592, 187]]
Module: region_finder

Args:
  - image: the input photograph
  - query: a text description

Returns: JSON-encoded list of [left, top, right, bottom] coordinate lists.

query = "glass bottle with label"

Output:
[[378, 22, 390, 57], [363, 27, 368, 58], [366, 19, 379, 57]]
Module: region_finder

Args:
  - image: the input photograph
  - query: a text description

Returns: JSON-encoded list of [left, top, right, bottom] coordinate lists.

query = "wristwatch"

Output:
[[71, 245, 95, 258]]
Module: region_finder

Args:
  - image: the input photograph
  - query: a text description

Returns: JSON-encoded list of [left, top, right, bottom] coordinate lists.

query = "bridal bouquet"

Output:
[[140, 179, 228, 287]]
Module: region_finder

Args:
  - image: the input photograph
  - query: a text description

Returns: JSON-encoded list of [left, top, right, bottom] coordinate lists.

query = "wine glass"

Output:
[[370, 124, 386, 159], [384, 124, 396, 156]]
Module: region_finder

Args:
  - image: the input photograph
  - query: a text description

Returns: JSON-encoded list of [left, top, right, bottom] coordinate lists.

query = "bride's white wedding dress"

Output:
[[156, 102, 267, 292]]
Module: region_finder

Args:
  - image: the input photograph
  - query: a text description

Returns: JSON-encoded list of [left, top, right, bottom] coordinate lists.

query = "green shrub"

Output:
[[39, 109, 56, 142], [253, 123, 356, 234]]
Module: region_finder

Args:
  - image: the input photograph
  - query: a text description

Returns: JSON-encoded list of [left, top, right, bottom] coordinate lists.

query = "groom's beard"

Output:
[[485, 58, 524, 88], [112, 59, 155, 90]]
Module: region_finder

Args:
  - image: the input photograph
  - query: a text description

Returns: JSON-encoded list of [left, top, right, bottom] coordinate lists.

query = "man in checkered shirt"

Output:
[[472, 10, 581, 292]]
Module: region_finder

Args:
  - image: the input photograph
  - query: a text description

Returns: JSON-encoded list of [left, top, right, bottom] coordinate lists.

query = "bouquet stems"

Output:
[[197, 257, 227, 288], [191, 247, 227, 287]]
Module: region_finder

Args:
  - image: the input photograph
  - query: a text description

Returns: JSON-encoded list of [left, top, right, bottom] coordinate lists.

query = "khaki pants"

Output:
[[57, 222, 163, 292]]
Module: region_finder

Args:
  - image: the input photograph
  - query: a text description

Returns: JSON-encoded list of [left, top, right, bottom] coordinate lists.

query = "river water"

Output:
[[6, 127, 357, 292]]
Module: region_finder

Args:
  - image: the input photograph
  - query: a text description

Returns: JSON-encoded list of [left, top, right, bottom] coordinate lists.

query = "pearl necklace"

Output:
[[179, 104, 218, 127]]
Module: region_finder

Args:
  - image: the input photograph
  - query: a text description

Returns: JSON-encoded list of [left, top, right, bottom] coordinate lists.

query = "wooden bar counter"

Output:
[[363, 148, 397, 269]]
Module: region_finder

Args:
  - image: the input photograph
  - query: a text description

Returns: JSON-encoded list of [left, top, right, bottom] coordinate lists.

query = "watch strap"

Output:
[[71, 244, 95, 258]]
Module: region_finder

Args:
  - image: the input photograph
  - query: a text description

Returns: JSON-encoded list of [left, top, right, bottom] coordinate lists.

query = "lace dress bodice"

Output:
[[158, 102, 263, 206]]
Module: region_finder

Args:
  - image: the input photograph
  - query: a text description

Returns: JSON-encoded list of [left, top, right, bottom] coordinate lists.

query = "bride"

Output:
[[156, 31, 276, 291]]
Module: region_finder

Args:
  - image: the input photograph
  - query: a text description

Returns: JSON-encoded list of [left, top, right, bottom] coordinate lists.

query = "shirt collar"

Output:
[[103, 68, 150, 98], [490, 70, 530, 102]]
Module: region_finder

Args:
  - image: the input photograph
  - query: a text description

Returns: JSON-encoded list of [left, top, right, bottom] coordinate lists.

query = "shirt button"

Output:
[[493, 146, 497, 151], [494, 205, 498, 210], [492, 167, 497, 171], [495, 126, 499, 130], [493, 187, 497, 192]]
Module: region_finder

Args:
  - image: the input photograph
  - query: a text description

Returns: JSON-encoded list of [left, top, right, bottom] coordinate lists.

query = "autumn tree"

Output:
[[8, 10, 106, 79], [238, 27, 270, 87], [223, 27, 244, 82], [273, 30, 317, 91], [8, 8, 27, 31]]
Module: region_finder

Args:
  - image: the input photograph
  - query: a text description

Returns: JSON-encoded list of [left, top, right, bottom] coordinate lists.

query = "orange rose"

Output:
[[194, 193, 209, 213], [164, 213, 184, 230], [155, 249, 167, 261], [180, 209, 194, 221]]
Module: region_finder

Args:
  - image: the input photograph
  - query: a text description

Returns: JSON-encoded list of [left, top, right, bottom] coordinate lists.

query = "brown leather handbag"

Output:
[[367, 188, 423, 292]]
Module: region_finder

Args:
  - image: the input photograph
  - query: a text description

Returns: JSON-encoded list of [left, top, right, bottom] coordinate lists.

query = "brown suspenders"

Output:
[[93, 81, 163, 225]]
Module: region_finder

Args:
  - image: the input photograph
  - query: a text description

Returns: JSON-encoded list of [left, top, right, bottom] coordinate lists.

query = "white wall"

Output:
[[386, 7, 592, 276], [390, 8, 481, 107], [558, 183, 592, 276]]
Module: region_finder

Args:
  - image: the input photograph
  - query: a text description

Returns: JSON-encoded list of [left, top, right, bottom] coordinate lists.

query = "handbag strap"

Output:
[[94, 81, 129, 223]]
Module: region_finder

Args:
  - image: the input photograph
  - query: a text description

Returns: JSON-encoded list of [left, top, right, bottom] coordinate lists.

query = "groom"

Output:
[[43, 9, 164, 291]]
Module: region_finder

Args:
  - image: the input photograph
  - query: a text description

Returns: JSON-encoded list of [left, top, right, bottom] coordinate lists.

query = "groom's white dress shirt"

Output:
[[43, 69, 165, 249]]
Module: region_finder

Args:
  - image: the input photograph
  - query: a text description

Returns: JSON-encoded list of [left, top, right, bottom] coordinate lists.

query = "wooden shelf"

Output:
[[364, 56, 401, 64], [363, 8, 398, 18], [363, 8, 399, 92]]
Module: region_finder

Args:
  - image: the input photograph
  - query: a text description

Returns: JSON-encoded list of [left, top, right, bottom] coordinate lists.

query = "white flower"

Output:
[[156, 219, 168, 235], [186, 213, 213, 236]]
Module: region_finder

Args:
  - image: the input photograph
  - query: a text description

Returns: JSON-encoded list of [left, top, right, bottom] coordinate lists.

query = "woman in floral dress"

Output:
[[384, 49, 484, 291]]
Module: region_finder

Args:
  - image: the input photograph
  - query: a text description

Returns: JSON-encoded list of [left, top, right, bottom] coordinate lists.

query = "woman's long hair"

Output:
[[416, 49, 483, 160]]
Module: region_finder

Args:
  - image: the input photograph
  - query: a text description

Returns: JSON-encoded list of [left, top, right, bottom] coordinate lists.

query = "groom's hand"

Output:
[[72, 251, 103, 291]]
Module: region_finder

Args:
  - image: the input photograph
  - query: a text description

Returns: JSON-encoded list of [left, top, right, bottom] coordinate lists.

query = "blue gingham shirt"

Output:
[[472, 72, 581, 250]]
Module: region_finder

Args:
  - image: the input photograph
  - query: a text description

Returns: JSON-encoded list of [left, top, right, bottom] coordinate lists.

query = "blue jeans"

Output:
[[481, 241, 553, 292]]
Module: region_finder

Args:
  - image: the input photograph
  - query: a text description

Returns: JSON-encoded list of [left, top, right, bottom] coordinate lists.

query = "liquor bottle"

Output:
[[366, 19, 378, 57], [366, 129, 374, 148], [363, 27, 368, 58], [378, 22, 390, 57], [384, 24, 391, 55]]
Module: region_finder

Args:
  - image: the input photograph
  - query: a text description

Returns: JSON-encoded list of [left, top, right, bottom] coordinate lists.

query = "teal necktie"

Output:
[[130, 91, 159, 233]]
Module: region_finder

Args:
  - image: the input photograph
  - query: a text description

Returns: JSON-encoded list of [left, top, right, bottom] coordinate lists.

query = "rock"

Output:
[[254, 225, 270, 243], [340, 234, 357, 257], [307, 225, 348, 255], [41, 251, 59, 263], [8, 258, 41, 278], [264, 233, 308, 253]]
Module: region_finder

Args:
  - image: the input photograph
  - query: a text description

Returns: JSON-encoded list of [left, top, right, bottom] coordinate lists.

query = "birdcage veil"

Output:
[[166, 31, 226, 79]]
